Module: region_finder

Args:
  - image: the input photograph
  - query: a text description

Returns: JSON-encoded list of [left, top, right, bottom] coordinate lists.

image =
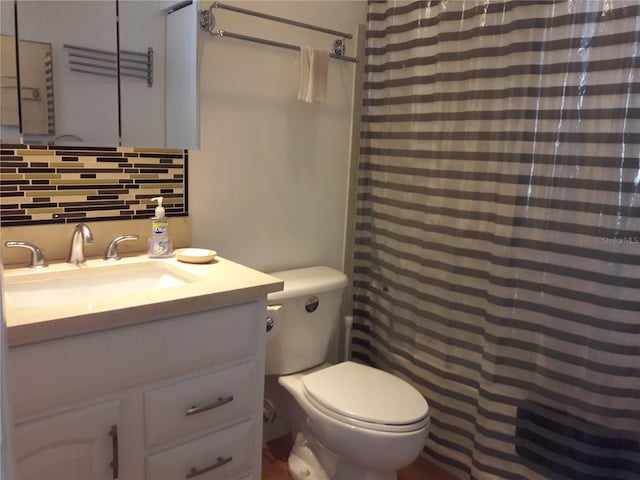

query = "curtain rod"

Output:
[[213, 30, 358, 63], [212, 1, 353, 39]]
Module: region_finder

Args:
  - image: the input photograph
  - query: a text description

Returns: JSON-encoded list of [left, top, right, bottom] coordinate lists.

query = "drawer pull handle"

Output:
[[186, 456, 233, 478], [109, 424, 119, 479], [185, 395, 234, 416]]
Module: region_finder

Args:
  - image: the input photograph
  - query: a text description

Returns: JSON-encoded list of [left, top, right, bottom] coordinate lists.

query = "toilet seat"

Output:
[[301, 362, 429, 433]]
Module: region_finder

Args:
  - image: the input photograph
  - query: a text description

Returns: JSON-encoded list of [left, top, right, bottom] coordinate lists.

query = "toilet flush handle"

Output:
[[266, 304, 283, 334], [305, 296, 319, 313]]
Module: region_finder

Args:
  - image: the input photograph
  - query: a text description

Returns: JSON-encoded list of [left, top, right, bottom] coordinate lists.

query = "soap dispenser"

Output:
[[147, 196, 173, 258]]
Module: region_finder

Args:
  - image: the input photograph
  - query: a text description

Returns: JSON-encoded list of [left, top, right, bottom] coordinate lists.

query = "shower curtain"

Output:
[[351, 1, 640, 479]]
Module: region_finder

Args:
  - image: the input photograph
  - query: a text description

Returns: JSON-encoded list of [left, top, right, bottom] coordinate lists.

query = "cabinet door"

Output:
[[14, 399, 120, 480]]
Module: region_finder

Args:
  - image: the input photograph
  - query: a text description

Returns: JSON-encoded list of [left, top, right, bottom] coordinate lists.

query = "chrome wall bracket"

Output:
[[199, 6, 216, 32]]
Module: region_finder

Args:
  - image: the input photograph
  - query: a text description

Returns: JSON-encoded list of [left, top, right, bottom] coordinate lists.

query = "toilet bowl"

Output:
[[266, 267, 430, 480], [279, 362, 430, 480]]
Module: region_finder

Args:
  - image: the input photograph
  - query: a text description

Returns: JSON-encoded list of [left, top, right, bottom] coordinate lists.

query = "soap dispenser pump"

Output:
[[147, 196, 173, 258]]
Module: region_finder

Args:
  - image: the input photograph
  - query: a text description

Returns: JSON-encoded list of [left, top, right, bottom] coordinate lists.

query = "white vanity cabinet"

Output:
[[8, 299, 269, 480]]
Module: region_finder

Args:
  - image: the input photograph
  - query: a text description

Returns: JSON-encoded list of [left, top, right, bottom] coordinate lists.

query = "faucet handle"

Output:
[[5, 241, 48, 268], [104, 234, 139, 261]]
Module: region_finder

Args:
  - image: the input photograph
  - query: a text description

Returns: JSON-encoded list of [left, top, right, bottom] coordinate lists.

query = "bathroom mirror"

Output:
[[0, 1, 20, 143], [15, 39, 54, 137], [0, 34, 19, 143], [16, 0, 119, 146], [1, 32, 55, 142], [119, 0, 199, 149], [10, 0, 199, 149]]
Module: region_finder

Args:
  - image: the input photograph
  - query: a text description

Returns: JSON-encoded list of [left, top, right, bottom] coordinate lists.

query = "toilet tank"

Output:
[[265, 266, 348, 375]]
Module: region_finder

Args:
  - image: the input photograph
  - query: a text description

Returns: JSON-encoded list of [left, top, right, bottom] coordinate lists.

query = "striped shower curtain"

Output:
[[352, 1, 640, 479]]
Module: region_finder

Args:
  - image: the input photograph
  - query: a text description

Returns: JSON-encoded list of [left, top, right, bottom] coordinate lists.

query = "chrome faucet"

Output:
[[68, 223, 93, 265], [5, 241, 48, 268]]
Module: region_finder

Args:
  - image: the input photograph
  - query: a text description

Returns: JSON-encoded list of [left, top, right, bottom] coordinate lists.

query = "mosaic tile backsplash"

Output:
[[0, 144, 188, 226]]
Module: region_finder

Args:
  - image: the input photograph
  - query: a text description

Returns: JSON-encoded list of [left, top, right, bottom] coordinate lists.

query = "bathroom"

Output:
[[1, 1, 639, 479]]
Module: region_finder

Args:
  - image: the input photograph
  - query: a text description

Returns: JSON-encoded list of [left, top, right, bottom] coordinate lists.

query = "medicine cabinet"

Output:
[[0, 0, 199, 149]]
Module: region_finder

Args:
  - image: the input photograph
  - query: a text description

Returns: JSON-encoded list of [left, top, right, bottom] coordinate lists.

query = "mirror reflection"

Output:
[[119, 0, 164, 147], [16, 0, 119, 146], [2, 0, 199, 149], [1, 34, 55, 141], [120, 0, 199, 149], [0, 1, 19, 143], [0, 35, 19, 142], [16, 38, 54, 137]]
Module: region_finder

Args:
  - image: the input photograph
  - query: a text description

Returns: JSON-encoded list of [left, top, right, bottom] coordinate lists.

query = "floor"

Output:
[[262, 435, 460, 480]]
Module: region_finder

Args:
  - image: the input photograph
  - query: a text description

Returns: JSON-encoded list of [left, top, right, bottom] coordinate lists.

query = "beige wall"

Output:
[[2, 2, 367, 272], [188, 1, 368, 441], [190, 1, 368, 273]]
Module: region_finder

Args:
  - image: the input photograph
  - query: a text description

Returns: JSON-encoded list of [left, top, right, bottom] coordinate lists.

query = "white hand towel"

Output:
[[298, 45, 329, 104]]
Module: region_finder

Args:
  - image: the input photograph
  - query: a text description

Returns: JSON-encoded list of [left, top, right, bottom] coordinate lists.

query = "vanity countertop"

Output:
[[3, 253, 283, 347]]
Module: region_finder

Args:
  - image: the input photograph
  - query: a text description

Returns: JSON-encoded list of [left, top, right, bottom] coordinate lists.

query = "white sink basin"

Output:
[[4, 261, 199, 308]]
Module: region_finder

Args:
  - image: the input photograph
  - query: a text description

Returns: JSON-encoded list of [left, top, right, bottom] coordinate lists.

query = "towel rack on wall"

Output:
[[63, 44, 154, 87], [199, 2, 358, 63]]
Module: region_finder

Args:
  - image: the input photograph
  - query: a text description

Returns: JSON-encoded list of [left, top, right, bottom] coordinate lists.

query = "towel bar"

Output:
[[199, 3, 358, 64]]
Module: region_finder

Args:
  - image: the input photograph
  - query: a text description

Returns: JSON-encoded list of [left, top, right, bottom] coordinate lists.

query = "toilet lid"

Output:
[[301, 362, 429, 431]]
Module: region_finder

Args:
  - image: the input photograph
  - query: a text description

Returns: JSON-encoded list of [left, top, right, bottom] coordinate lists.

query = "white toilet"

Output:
[[266, 266, 430, 480]]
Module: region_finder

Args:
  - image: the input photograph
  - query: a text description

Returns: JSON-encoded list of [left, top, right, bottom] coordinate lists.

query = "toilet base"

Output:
[[286, 431, 398, 480], [288, 433, 332, 480]]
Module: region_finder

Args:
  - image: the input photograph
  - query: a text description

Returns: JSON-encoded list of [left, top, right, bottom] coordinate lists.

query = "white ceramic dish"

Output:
[[175, 248, 217, 264]]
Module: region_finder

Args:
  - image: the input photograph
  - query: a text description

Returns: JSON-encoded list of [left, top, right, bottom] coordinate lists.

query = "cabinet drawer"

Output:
[[10, 302, 259, 418], [144, 361, 256, 449], [145, 420, 256, 480]]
